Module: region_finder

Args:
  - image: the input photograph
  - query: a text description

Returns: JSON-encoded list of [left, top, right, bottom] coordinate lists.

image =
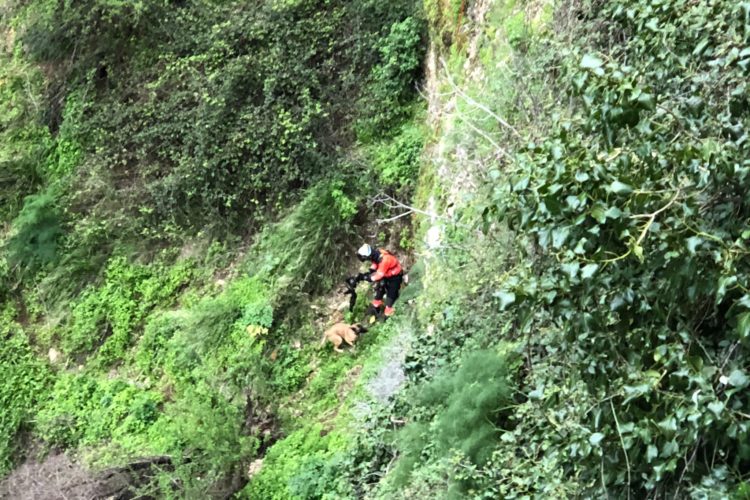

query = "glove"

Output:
[[357, 272, 372, 282]]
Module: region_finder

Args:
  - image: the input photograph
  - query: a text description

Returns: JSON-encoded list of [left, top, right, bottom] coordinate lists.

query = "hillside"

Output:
[[2, 0, 750, 498]]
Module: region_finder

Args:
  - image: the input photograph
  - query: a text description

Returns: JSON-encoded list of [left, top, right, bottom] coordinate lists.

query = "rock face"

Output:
[[0, 453, 173, 500], [365, 330, 410, 404], [48, 348, 60, 364], [247, 458, 264, 480]]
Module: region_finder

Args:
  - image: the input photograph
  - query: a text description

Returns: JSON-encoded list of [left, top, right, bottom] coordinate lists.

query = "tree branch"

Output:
[[370, 193, 470, 228], [440, 57, 522, 140]]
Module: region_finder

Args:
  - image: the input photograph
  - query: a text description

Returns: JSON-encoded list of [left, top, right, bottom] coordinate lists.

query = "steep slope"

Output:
[[2, 0, 750, 498], [243, 0, 750, 497], [1, 0, 425, 496]]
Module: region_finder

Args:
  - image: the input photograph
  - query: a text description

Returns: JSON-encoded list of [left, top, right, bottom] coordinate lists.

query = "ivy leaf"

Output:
[[552, 227, 570, 249], [581, 263, 599, 280], [591, 205, 607, 224], [737, 312, 750, 339], [707, 401, 724, 416], [728, 369, 749, 388], [604, 206, 622, 219], [657, 417, 677, 433], [494, 291, 516, 310], [581, 54, 604, 69], [513, 176, 530, 191], [686, 236, 703, 254], [561, 262, 580, 279], [566, 195, 582, 210], [589, 432, 605, 446], [647, 444, 658, 463], [608, 181, 633, 194], [738, 295, 750, 310], [716, 276, 737, 304]]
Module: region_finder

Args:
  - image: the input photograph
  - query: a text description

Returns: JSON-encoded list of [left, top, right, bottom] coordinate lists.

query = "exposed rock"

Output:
[[247, 459, 264, 480], [48, 348, 61, 364], [0, 452, 172, 500]]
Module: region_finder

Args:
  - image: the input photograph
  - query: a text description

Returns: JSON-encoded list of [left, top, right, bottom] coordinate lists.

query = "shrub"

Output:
[[244, 179, 363, 297], [144, 382, 259, 496], [0, 56, 50, 221], [19, 0, 424, 234], [369, 121, 425, 192], [477, 0, 750, 495], [61, 256, 193, 367], [239, 425, 352, 500], [5, 191, 63, 275], [134, 311, 185, 378], [390, 350, 515, 489], [356, 16, 427, 140], [0, 313, 52, 475], [36, 373, 163, 450]]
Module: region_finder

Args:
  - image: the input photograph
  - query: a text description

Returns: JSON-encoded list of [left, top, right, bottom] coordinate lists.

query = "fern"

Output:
[[392, 350, 515, 488], [5, 191, 62, 274]]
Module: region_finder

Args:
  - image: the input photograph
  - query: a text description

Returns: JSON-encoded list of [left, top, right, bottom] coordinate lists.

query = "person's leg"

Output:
[[383, 275, 403, 317], [366, 283, 385, 317]]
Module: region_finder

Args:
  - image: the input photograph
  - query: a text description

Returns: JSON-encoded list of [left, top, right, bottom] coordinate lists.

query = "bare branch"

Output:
[[370, 193, 471, 228], [440, 57, 522, 140], [453, 109, 512, 159], [375, 210, 415, 224]]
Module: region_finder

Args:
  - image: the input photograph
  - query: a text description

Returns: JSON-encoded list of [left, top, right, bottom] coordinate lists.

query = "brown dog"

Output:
[[321, 322, 367, 353]]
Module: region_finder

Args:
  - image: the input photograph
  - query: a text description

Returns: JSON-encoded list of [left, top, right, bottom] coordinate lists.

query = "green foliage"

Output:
[[155, 276, 271, 387], [22, 0, 167, 67], [389, 350, 514, 490], [503, 11, 528, 49], [16, 0, 424, 235], [369, 120, 425, 192], [134, 311, 185, 378], [0, 55, 50, 220], [240, 425, 352, 500], [330, 180, 359, 221], [245, 179, 363, 297], [62, 255, 193, 367], [0, 311, 52, 475], [145, 382, 259, 496], [5, 190, 63, 275], [36, 372, 162, 450], [472, 0, 750, 495], [43, 89, 85, 180], [357, 17, 427, 140], [0, 0, 428, 494]]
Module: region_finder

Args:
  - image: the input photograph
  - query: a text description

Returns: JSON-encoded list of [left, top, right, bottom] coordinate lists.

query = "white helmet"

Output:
[[357, 244, 372, 261]]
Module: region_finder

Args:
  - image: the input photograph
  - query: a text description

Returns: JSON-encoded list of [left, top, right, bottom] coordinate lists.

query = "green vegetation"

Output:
[[2, 0, 749, 497], [368, 120, 425, 194], [388, 349, 516, 492], [1, 0, 425, 493], [0, 310, 51, 475]]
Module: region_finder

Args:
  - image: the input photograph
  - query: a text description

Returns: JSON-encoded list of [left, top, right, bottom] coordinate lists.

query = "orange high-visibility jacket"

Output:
[[370, 249, 402, 282]]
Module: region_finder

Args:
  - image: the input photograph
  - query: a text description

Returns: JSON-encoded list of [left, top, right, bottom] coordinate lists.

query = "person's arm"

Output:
[[370, 257, 394, 282]]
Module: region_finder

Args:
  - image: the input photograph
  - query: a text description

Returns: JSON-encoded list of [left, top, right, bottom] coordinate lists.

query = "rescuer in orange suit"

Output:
[[356, 243, 403, 319]]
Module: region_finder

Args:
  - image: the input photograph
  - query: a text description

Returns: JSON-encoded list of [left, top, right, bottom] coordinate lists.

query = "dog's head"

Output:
[[351, 323, 368, 334]]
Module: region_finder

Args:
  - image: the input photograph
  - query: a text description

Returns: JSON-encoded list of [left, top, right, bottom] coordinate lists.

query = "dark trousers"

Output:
[[374, 273, 403, 307]]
